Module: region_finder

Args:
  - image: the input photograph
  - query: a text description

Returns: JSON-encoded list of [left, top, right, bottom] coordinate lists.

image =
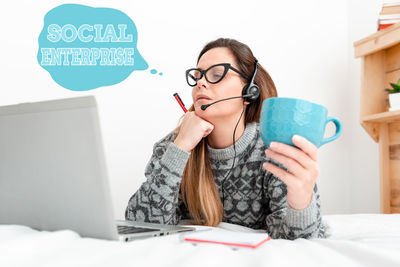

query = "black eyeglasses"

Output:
[[185, 63, 247, 87]]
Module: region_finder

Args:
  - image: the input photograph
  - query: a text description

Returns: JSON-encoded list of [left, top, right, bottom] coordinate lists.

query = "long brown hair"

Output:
[[177, 38, 277, 226]]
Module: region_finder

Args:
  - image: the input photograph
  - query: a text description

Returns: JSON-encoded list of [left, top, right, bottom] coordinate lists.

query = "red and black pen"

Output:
[[173, 93, 187, 113]]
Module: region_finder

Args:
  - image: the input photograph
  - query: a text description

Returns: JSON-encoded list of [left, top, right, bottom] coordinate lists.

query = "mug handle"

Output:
[[320, 117, 342, 146]]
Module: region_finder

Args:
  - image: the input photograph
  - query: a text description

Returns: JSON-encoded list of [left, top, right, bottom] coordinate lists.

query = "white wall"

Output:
[[0, 0, 388, 219], [347, 0, 391, 213]]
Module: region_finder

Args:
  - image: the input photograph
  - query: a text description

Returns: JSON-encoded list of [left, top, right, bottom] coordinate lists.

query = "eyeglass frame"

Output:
[[185, 63, 248, 87]]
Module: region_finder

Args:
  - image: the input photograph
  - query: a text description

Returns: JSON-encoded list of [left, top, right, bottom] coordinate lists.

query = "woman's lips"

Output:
[[196, 98, 211, 102], [196, 95, 212, 102]]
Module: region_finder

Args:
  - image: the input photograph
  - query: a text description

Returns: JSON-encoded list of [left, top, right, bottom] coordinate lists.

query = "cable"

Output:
[[221, 101, 246, 204]]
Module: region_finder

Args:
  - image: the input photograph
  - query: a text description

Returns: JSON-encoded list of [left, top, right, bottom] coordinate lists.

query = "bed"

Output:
[[1, 213, 399, 267]]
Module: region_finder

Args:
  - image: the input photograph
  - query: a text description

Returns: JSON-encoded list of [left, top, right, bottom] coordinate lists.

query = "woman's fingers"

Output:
[[263, 161, 295, 187], [268, 137, 318, 174], [291, 135, 318, 162], [263, 136, 320, 210], [265, 149, 306, 178]]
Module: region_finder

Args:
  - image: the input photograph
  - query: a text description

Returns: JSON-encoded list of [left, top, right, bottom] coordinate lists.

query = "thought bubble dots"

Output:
[[150, 69, 163, 75]]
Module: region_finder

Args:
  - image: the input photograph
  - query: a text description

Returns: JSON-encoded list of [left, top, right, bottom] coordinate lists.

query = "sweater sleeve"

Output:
[[264, 159, 328, 240], [125, 135, 191, 225]]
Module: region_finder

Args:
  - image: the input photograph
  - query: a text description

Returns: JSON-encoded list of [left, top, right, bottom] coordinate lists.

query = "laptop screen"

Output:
[[0, 96, 118, 240]]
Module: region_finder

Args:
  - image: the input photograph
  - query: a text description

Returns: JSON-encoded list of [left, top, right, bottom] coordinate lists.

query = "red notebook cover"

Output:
[[183, 229, 271, 249]]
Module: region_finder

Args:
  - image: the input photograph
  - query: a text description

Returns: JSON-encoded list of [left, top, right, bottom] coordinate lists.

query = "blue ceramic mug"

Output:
[[260, 97, 342, 148]]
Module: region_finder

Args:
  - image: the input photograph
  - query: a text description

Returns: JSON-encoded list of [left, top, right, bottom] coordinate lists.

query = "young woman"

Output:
[[125, 38, 328, 239]]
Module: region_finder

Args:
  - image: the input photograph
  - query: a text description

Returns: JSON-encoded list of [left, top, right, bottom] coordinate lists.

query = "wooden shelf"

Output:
[[354, 25, 400, 214], [392, 207, 400, 213], [354, 22, 400, 58], [360, 111, 400, 143], [362, 110, 400, 123]]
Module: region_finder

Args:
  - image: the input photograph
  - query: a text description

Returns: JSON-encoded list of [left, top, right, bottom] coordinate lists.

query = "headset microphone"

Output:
[[200, 94, 255, 111]]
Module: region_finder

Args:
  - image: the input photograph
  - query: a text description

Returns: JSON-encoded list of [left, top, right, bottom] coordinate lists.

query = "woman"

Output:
[[125, 38, 328, 240]]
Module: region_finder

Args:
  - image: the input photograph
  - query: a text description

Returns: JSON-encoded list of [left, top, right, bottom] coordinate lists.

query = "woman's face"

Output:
[[192, 47, 246, 122]]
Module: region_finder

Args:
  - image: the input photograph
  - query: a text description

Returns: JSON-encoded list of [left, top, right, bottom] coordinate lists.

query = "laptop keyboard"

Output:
[[117, 225, 160, 235]]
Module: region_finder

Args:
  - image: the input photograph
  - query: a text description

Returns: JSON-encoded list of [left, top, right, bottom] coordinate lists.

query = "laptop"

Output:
[[0, 95, 194, 242]]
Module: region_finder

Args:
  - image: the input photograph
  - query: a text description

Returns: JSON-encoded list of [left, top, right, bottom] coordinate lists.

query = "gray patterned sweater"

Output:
[[125, 122, 328, 239]]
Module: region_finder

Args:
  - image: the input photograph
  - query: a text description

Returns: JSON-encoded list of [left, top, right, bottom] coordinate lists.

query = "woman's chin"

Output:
[[194, 106, 215, 120]]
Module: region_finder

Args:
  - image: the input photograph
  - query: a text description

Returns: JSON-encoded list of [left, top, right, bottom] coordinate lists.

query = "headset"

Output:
[[241, 58, 260, 103]]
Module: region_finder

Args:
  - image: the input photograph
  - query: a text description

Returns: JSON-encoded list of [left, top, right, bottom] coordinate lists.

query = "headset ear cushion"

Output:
[[243, 85, 260, 102]]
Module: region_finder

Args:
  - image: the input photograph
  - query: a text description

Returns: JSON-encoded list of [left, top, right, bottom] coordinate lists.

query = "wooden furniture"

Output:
[[354, 23, 400, 214]]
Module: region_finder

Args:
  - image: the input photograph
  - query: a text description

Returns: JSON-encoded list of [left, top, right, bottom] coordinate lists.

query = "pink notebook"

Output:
[[183, 228, 271, 249]]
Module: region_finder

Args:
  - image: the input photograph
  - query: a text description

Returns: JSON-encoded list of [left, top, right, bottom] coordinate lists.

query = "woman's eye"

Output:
[[212, 73, 222, 79]]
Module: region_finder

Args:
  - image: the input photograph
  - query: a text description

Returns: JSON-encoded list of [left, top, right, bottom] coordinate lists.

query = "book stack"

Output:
[[378, 2, 400, 31]]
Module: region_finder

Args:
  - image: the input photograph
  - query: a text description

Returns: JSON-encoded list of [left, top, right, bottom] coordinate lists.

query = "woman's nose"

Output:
[[196, 75, 208, 89]]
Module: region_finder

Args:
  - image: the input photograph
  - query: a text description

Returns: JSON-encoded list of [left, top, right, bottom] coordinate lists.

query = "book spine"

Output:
[[378, 3, 400, 30], [380, 6, 400, 15], [382, 2, 400, 8], [378, 23, 395, 31], [378, 19, 400, 24], [379, 14, 400, 20]]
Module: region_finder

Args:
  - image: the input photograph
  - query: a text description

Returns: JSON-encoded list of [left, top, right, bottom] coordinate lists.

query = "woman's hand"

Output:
[[263, 135, 320, 210], [174, 111, 214, 152]]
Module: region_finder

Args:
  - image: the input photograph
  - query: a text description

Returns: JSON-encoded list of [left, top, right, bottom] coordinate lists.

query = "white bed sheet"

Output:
[[1, 214, 399, 267]]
